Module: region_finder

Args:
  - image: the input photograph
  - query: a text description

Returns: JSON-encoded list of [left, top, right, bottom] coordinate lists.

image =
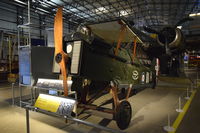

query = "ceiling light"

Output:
[[120, 10, 128, 16], [14, 0, 27, 5], [94, 7, 108, 14], [177, 26, 182, 29], [189, 12, 200, 17], [36, 7, 50, 14], [189, 13, 196, 17]]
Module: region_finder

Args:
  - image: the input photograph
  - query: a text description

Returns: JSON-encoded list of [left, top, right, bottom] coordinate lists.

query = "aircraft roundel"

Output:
[[132, 70, 139, 80]]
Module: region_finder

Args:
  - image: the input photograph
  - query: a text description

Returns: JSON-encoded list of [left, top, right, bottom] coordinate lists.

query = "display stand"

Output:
[[24, 98, 124, 133]]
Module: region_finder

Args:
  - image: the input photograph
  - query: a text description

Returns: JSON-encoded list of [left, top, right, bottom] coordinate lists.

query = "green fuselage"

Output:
[[65, 39, 156, 90]]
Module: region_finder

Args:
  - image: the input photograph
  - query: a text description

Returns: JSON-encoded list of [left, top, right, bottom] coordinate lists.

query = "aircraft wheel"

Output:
[[115, 100, 132, 130]]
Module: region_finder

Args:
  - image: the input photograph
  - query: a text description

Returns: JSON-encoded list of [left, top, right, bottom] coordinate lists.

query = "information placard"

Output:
[[34, 94, 76, 116]]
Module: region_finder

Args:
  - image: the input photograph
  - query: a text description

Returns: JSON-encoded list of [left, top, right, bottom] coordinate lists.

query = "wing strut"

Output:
[[132, 38, 137, 62], [114, 24, 127, 56]]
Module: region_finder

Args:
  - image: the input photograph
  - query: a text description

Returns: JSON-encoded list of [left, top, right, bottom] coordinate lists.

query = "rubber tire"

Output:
[[115, 101, 132, 130]]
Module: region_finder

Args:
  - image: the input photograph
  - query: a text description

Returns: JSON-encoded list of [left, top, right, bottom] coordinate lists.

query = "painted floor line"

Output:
[[168, 90, 197, 133]]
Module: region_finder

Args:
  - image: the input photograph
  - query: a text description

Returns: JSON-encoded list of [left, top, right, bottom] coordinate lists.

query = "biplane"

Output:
[[52, 7, 157, 130]]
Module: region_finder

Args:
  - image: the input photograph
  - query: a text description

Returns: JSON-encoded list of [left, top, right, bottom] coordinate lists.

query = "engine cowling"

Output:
[[157, 27, 184, 50]]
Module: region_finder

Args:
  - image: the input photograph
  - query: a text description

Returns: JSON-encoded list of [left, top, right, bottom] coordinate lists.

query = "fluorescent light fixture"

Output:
[[120, 10, 128, 16], [14, 0, 27, 5], [36, 7, 50, 14], [17, 23, 32, 28], [69, 8, 79, 12], [74, 13, 84, 18], [95, 7, 108, 14], [189, 13, 196, 17], [177, 26, 182, 29], [189, 12, 200, 17], [63, 8, 84, 19]]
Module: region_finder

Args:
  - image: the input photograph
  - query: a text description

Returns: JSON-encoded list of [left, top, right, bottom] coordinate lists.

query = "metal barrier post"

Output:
[[176, 97, 183, 113], [185, 88, 190, 100], [30, 86, 33, 105], [12, 83, 15, 105], [26, 108, 30, 133], [19, 84, 22, 107], [163, 114, 174, 132]]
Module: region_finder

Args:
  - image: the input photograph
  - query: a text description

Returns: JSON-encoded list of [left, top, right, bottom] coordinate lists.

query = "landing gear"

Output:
[[110, 84, 132, 130], [76, 81, 133, 130], [115, 101, 132, 130]]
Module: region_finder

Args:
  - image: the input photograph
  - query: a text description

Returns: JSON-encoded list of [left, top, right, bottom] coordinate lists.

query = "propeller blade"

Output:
[[54, 7, 68, 96], [175, 17, 194, 27], [54, 7, 63, 54], [60, 55, 68, 96], [143, 26, 159, 34]]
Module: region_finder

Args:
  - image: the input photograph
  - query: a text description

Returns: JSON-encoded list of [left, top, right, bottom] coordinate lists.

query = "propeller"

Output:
[[143, 17, 193, 55], [54, 7, 68, 96], [143, 17, 194, 34], [175, 17, 194, 27]]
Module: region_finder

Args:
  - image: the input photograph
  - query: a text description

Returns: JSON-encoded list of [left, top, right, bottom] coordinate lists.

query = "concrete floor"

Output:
[[176, 89, 200, 133], [0, 69, 198, 133]]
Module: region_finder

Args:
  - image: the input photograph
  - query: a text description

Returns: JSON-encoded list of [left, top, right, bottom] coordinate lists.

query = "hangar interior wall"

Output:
[[0, 1, 73, 39]]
